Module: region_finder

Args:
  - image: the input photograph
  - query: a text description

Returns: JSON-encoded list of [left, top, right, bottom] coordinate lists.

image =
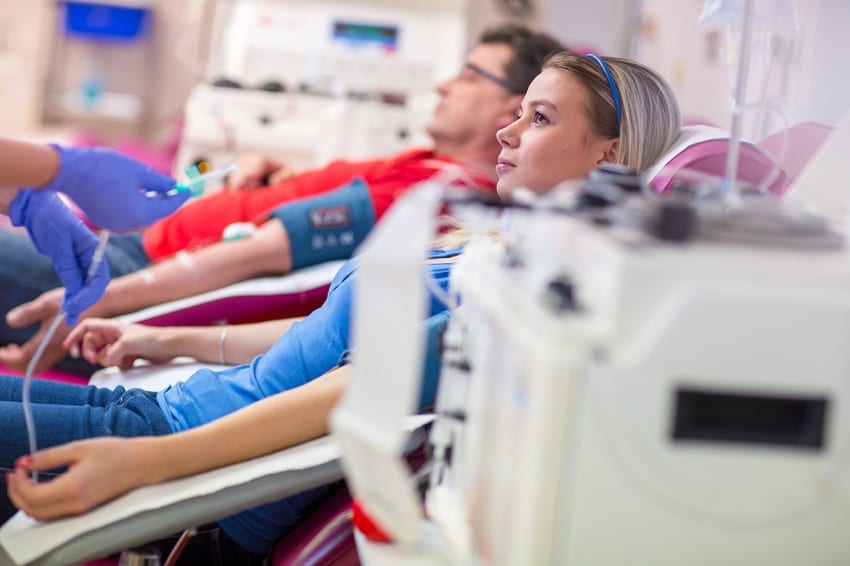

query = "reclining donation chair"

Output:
[[646, 125, 790, 197]]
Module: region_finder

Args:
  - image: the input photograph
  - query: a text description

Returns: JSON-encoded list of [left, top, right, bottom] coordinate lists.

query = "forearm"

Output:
[[137, 365, 349, 484], [100, 221, 293, 317], [159, 318, 301, 364], [0, 141, 59, 190]]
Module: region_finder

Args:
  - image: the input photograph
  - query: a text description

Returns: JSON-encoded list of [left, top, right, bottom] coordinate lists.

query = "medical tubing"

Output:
[[22, 312, 65, 477], [164, 527, 197, 566], [724, 0, 756, 203], [22, 230, 111, 474], [740, 100, 789, 194]]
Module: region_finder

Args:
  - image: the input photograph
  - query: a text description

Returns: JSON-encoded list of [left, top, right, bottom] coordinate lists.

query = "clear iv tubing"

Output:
[[22, 230, 111, 476], [724, 0, 756, 205]]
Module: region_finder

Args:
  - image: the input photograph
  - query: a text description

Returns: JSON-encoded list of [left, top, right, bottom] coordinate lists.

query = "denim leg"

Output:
[[0, 373, 171, 522], [0, 374, 171, 471]]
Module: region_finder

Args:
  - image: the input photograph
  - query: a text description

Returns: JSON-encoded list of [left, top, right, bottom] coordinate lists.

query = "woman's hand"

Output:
[[7, 438, 152, 520], [63, 319, 173, 369], [228, 153, 295, 189]]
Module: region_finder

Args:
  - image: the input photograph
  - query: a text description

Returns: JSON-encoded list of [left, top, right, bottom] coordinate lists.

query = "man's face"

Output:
[[426, 43, 518, 147]]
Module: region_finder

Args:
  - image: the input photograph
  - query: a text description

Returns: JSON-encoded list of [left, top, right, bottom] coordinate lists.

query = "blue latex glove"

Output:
[[41, 145, 189, 232], [9, 189, 109, 325]]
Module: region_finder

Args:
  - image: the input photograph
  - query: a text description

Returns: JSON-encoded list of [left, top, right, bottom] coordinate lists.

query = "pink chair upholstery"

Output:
[[758, 121, 835, 186], [120, 261, 345, 328], [648, 125, 789, 197], [73, 483, 357, 566], [0, 363, 89, 384], [269, 482, 358, 566]]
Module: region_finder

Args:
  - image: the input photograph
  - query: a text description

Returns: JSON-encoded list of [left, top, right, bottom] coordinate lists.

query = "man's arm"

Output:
[[102, 220, 294, 317], [0, 219, 294, 372]]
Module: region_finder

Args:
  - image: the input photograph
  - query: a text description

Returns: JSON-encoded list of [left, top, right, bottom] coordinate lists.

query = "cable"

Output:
[[164, 527, 197, 566], [22, 230, 110, 479]]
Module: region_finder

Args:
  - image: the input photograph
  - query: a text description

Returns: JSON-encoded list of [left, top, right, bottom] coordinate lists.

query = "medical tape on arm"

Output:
[[175, 250, 200, 280], [268, 177, 376, 271]]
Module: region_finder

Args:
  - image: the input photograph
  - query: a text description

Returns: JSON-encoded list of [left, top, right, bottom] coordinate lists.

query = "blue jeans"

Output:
[[0, 231, 149, 373], [0, 374, 328, 556], [0, 373, 170, 521]]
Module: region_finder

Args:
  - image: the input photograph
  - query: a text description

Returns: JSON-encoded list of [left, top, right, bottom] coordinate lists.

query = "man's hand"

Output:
[[0, 289, 70, 373], [228, 153, 295, 189]]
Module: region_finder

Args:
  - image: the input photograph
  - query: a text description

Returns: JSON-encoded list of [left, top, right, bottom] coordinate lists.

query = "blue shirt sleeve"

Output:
[[158, 254, 457, 433]]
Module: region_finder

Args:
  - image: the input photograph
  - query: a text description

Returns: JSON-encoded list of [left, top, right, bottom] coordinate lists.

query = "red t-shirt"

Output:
[[142, 148, 496, 261]]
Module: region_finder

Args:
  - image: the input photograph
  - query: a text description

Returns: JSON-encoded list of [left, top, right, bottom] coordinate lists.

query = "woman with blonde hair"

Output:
[[5, 52, 681, 561]]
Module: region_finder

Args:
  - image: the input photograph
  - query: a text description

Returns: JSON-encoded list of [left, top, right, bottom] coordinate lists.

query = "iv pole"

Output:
[[724, 0, 756, 203]]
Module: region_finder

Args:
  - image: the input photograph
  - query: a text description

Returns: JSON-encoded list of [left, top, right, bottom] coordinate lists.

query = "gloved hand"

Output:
[[42, 145, 189, 232], [9, 189, 109, 325]]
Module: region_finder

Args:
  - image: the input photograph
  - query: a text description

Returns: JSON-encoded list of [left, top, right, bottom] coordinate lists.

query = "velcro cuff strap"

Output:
[[270, 177, 376, 271]]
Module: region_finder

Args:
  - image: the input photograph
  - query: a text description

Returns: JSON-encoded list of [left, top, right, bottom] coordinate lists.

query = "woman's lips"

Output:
[[496, 157, 515, 173]]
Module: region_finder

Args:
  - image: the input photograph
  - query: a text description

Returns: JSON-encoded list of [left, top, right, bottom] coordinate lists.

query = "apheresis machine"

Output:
[[176, 0, 467, 173], [332, 121, 850, 565]]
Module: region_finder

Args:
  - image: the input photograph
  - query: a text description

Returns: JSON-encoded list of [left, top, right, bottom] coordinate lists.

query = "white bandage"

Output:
[[140, 269, 156, 284], [175, 251, 200, 280]]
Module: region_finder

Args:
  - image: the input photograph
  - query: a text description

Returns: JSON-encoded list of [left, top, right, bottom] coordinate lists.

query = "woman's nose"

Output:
[[497, 120, 520, 148]]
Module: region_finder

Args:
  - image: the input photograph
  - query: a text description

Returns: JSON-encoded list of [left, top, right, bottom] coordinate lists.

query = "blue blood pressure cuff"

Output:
[[336, 311, 450, 411], [269, 177, 375, 271]]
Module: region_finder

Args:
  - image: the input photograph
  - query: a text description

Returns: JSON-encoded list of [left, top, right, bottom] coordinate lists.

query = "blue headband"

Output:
[[587, 54, 622, 131]]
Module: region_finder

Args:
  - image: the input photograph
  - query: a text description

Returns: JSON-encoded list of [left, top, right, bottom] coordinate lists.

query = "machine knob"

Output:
[[650, 199, 697, 242], [543, 276, 580, 313]]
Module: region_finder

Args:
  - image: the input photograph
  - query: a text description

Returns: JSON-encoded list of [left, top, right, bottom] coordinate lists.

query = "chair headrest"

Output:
[[647, 125, 789, 197]]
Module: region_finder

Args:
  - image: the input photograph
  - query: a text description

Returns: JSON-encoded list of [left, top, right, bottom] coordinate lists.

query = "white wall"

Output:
[[542, 0, 641, 56], [618, 0, 850, 134]]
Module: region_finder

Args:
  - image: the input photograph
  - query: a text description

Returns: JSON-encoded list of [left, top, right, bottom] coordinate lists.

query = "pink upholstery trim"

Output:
[[650, 139, 789, 197], [270, 483, 357, 566], [0, 363, 89, 384]]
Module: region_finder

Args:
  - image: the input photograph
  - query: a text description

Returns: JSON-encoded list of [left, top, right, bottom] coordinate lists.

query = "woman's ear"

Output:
[[599, 139, 619, 164]]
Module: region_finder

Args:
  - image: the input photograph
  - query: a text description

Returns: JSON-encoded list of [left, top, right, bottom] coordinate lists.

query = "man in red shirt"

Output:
[[0, 25, 564, 372]]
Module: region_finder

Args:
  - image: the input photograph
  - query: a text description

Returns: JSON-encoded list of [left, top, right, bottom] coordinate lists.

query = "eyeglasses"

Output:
[[463, 62, 522, 94]]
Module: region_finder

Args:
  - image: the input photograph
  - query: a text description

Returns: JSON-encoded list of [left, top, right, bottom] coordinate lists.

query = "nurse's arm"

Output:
[[0, 140, 59, 193]]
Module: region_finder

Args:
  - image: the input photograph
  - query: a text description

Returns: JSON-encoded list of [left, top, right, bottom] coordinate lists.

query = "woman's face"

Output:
[[495, 68, 617, 199]]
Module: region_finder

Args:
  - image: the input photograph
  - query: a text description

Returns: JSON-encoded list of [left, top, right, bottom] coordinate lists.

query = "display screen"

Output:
[[332, 20, 399, 52]]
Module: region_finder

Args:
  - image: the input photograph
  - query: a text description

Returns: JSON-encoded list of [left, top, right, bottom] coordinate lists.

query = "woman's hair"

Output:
[[543, 52, 682, 171]]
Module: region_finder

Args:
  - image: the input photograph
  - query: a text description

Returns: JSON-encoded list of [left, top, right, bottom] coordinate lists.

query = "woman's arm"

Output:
[[7, 365, 349, 520], [63, 317, 303, 368]]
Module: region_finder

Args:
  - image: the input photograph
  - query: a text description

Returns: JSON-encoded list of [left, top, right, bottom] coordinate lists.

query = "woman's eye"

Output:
[[532, 111, 548, 124]]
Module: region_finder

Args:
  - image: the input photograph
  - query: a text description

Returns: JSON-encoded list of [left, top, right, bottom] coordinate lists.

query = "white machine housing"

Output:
[[435, 203, 850, 565], [176, 0, 467, 175]]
